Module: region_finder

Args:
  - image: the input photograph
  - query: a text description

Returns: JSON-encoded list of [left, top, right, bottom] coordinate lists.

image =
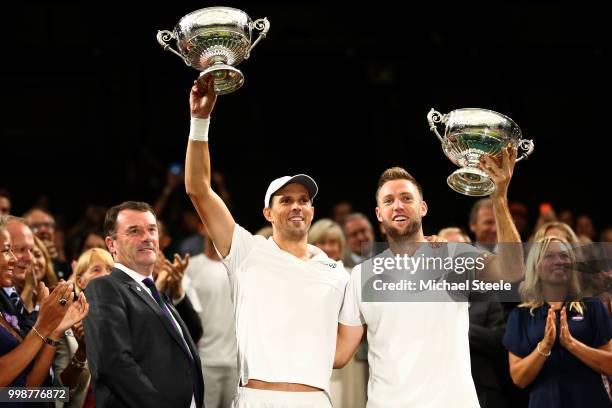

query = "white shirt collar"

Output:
[[266, 236, 330, 262], [114, 263, 153, 283]]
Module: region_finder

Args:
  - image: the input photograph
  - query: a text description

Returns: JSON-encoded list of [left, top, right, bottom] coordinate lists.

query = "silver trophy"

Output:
[[427, 108, 534, 196], [157, 7, 270, 95]]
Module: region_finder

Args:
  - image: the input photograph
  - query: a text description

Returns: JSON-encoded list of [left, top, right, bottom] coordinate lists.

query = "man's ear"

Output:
[[420, 200, 428, 218], [263, 207, 273, 223], [105, 236, 116, 256], [375, 206, 382, 222]]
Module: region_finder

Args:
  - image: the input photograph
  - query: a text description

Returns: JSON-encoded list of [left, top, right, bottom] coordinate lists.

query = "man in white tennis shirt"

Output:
[[184, 77, 348, 408], [334, 160, 524, 408]]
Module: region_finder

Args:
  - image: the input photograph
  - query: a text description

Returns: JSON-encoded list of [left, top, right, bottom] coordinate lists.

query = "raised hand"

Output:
[[479, 144, 518, 198], [190, 76, 217, 119]]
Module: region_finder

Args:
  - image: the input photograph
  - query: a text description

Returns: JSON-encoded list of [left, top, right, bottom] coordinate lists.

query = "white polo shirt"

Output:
[[339, 246, 484, 408], [184, 254, 237, 368], [220, 224, 349, 394]]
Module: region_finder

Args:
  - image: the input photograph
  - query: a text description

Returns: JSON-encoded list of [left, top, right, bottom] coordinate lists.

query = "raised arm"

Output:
[[478, 146, 524, 282], [184, 78, 235, 257]]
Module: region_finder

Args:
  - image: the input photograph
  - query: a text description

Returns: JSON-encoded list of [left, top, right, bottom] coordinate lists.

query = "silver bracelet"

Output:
[[31, 326, 60, 347], [537, 342, 551, 357], [31, 326, 46, 343]]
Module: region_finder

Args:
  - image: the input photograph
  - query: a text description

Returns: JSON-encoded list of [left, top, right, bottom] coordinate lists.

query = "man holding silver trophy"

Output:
[[333, 150, 526, 407], [162, 6, 533, 408], [184, 73, 347, 408], [176, 8, 348, 406]]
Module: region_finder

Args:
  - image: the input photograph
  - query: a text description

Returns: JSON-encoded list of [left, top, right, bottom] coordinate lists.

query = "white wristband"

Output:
[[189, 117, 210, 141]]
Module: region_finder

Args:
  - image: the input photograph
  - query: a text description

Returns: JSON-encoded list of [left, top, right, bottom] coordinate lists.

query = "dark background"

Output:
[[1, 2, 610, 235]]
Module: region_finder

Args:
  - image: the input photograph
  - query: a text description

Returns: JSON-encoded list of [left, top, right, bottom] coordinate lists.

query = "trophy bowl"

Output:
[[427, 108, 534, 196], [157, 7, 270, 95]]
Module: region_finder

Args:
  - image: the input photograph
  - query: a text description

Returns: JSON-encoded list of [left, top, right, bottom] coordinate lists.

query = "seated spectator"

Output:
[[503, 236, 612, 407], [1, 215, 89, 389]]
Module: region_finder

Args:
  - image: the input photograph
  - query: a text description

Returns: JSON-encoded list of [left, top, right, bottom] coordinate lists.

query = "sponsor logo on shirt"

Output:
[[322, 262, 337, 269]]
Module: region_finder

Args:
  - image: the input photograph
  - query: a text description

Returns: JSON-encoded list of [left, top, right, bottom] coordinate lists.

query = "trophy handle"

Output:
[[515, 139, 535, 162], [246, 18, 270, 59], [427, 108, 446, 143], [156, 30, 190, 66]]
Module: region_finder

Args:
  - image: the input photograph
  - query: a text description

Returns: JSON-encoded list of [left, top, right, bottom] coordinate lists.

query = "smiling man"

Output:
[[185, 78, 348, 408], [83, 201, 204, 408], [334, 156, 524, 408]]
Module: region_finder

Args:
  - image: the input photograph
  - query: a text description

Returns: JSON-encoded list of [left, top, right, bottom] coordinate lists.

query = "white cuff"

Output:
[[189, 117, 210, 141]]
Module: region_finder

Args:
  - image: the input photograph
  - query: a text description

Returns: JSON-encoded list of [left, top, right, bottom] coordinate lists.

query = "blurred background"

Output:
[[2, 2, 610, 240]]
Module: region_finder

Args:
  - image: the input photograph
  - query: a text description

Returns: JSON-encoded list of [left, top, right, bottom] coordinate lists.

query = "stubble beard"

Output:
[[383, 216, 422, 243]]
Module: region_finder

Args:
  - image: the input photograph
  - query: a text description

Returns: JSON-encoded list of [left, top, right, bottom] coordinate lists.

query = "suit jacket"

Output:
[[84, 268, 204, 408], [468, 291, 507, 408]]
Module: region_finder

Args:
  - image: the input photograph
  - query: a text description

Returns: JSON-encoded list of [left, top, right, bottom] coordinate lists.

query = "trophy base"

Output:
[[447, 168, 495, 197], [200, 64, 244, 95]]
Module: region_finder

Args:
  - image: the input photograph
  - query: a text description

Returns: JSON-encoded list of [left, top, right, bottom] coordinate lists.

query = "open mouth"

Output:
[[289, 216, 304, 222], [392, 215, 408, 223]]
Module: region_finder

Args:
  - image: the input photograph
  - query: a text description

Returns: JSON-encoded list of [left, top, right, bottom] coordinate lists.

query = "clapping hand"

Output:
[[166, 254, 189, 301], [559, 306, 577, 350], [539, 307, 557, 355]]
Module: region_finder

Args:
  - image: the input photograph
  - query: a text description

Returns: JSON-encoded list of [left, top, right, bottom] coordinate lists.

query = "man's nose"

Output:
[[20, 249, 33, 263]]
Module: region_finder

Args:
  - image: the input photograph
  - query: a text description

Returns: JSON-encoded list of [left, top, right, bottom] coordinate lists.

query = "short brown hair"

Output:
[[376, 167, 423, 201], [104, 201, 156, 237]]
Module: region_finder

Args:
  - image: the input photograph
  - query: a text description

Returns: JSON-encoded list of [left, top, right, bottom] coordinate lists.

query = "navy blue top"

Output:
[[503, 298, 612, 408]]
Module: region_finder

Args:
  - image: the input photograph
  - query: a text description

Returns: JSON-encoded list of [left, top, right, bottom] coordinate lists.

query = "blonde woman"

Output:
[[503, 236, 612, 407], [53, 248, 113, 407], [32, 235, 58, 288], [308, 218, 346, 264], [531, 221, 579, 244]]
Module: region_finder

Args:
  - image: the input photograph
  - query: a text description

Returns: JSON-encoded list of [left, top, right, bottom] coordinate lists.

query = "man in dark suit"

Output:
[[84, 201, 204, 408], [468, 290, 507, 408]]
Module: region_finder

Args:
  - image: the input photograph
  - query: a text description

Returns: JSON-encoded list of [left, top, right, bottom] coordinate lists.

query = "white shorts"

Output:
[[232, 387, 332, 408]]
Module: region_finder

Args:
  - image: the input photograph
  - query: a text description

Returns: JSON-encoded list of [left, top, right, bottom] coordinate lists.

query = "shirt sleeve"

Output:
[[217, 224, 258, 277], [503, 307, 533, 358], [587, 298, 612, 348], [339, 266, 365, 326]]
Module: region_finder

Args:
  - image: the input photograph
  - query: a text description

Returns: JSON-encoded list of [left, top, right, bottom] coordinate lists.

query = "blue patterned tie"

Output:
[[9, 290, 25, 316]]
